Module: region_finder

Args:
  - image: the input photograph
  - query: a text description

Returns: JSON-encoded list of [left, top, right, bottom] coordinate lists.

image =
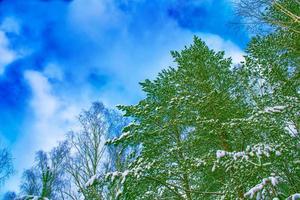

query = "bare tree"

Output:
[[65, 102, 129, 200], [20, 168, 40, 196], [2, 191, 17, 200], [19, 141, 70, 200], [233, 0, 300, 34], [65, 103, 108, 200], [0, 147, 13, 187]]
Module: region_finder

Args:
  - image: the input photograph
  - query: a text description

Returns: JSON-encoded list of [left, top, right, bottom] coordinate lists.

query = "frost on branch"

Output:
[[244, 176, 279, 199]]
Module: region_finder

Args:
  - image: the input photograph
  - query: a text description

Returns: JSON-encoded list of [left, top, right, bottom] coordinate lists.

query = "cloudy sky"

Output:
[[0, 0, 248, 194]]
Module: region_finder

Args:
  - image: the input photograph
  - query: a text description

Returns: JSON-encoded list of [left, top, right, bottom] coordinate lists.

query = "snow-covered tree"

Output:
[[222, 30, 299, 199], [107, 37, 247, 199], [104, 0, 300, 198], [107, 33, 299, 199]]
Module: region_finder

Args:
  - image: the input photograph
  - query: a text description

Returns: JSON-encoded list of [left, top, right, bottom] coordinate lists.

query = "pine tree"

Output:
[[107, 33, 299, 199], [107, 37, 250, 199]]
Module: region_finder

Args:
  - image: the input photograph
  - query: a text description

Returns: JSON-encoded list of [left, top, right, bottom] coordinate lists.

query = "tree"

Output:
[[19, 141, 70, 200], [20, 168, 40, 196], [235, 0, 300, 34], [0, 147, 13, 187], [2, 191, 17, 200], [108, 34, 299, 199], [235, 0, 300, 65], [65, 102, 128, 200], [226, 26, 299, 199], [107, 37, 248, 199]]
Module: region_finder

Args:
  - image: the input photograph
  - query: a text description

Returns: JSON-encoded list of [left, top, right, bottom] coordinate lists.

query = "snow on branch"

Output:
[[85, 174, 101, 188], [196, 105, 288, 128], [106, 131, 131, 144], [105, 158, 154, 185], [263, 106, 286, 113], [216, 143, 282, 161], [244, 176, 280, 199], [285, 121, 299, 137], [286, 193, 300, 200]]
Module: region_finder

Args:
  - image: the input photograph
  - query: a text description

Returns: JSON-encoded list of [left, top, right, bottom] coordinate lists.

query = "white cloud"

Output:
[[3, 70, 85, 193], [199, 33, 245, 63], [63, 0, 244, 107], [22, 69, 84, 153], [24, 71, 59, 119]]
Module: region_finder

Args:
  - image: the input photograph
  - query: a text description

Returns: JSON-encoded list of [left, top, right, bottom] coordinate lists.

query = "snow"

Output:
[[287, 193, 300, 200], [106, 131, 130, 144], [123, 169, 129, 177], [264, 105, 286, 113], [85, 174, 100, 187], [111, 171, 120, 182], [116, 189, 123, 198], [105, 169, 131, 185], [118, 131, 130, 140], [216, 144, 282, 164], [121, 170, 130, 184], [285, 121, 298, 137], [219, 105, 287, 128], [216, 150, 247, 160], [269, 176, 278, 186], [244, 176, 279, 199], [216, 150, 226, 158]]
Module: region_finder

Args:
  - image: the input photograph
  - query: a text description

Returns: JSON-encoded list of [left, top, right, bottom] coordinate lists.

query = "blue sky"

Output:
[[0, 0, 248, 194]]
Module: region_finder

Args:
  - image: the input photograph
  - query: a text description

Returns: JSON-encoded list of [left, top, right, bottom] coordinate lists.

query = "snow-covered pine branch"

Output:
[[244, 175, 280, 199]]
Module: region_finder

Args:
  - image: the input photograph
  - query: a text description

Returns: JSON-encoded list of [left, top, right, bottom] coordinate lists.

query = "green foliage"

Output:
[[11, 1, 300, 199], [108, 32, 299, 199]]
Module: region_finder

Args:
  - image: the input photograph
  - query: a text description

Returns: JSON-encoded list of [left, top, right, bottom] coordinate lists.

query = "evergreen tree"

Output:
[[108, 34, 299, 199], [107, 37, 249, 199]]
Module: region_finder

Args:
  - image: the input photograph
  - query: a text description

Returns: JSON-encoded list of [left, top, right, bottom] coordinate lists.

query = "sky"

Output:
[[0, 0, 249, 195]]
